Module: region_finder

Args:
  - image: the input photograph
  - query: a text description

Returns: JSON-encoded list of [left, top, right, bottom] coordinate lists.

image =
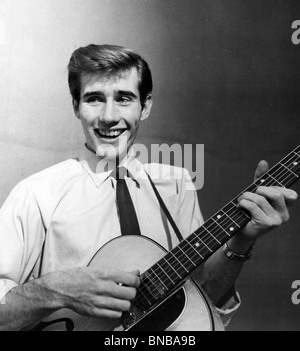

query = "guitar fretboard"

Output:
[[126, 145, 300, 316]]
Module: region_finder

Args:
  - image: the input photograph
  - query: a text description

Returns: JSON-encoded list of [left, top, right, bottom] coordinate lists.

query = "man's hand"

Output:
[[0, 267, 140, 331], [201, 160, 298, 306], [237, 160, 298, 241], [44, 267, 141, 319]]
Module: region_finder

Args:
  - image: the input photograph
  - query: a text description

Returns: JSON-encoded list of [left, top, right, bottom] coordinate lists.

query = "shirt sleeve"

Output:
[[0, 181, 45, 300], [177, 168, 241, 328], [0, 279, 18, 303], [215, 288, 241, 329]]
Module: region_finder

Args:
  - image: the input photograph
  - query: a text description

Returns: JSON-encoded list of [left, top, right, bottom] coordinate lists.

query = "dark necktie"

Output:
[[116, 167, 141, 235]]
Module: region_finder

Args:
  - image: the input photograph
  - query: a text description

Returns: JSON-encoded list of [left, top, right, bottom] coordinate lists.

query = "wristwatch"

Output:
[[223, 242, 255, 262]]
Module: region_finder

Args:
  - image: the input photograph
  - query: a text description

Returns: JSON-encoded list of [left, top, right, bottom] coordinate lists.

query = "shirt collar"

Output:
[[78, 145, 146, 188]]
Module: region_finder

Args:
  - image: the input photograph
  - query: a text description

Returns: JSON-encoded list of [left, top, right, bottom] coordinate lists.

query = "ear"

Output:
[[72, 99, 81, 120], [140, 94, 153, 121]]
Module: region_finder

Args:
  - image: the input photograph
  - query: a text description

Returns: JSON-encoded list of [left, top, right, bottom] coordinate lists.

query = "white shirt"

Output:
[[0, 146, 203, 299], [0, 146, 239, 327]]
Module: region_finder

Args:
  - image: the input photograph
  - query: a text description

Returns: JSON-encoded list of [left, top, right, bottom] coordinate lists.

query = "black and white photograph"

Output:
[[0, 0, 299, 334]]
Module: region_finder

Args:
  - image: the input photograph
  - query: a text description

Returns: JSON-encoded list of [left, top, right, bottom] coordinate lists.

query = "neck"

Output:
[[84, 143, 133, 171]]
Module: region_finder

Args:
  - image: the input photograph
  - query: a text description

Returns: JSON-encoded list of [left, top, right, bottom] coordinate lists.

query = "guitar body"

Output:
[[35, 235, 224, 331]]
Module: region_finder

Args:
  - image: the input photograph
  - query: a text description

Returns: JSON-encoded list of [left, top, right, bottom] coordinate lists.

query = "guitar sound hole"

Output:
[[128, 287, 186, 331]]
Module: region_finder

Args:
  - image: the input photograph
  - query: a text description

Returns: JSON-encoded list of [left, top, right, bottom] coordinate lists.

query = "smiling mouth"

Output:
[[95, 129, 126, 139]]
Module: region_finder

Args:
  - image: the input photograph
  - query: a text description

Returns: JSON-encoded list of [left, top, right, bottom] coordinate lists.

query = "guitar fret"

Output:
[[177, 245, 197, 267], [277, 155, 299, 187], [230, 200, 238, 207], [156, 262, 175, 285], [222, 208, 246, 225], [162, 257, 182, 279], [211, 217, 231, 237], [281, 151, 298, 166], [185, 237, 204, 260], [148, 268, 168, 291], [245, 183, 258, 193], [202, 221, 222, 244], [290, 159, 299, 176], [140, 275, 163, 301], [293, 150, 300, 157], [140, 269, 169, 302], [136, 285, 153, 306], [255, 160, 299, 190], [230, 201, 242, 219], [169, 251, 190, 273], [279, 162, 299, 178], [194, 233, 213, 252], [268, 173, 285, 187], [223, 204, 243, 227]]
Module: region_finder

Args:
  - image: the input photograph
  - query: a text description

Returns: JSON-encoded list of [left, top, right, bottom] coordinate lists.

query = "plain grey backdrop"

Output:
[[0, 0, 299, 330]]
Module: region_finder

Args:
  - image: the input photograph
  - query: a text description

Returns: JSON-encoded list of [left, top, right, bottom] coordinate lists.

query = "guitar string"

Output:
[[155, 158, 300, 295], [132, 173, 300, 313], [132, 152, 300, 309], [133, 165, 300, 312], [143, 153, 300, 286], [133, 188, 300, 311], [133, 160, 300, 311], [131, 149, 300, 310], [157, 150, 300, 274], [148, 158, 300, 288], [185, 153, 300, 261]]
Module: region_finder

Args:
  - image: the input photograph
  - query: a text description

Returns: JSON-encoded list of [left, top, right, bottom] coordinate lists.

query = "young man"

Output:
[[0, 44, 297, 330]]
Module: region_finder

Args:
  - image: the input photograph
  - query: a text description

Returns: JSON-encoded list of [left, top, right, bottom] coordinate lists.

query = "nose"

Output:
[[100, 100, 119, 124]]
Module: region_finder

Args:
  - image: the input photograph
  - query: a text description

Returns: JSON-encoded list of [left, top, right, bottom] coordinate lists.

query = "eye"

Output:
[[117, 96, 132, 105], [86, 96, 104, 105]]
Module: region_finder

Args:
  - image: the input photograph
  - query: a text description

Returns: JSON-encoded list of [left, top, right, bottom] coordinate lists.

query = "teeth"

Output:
[[97, 129, 124, 137]]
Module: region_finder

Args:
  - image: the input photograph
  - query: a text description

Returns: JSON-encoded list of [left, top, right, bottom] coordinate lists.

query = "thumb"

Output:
[[254, 160, 269, 181]]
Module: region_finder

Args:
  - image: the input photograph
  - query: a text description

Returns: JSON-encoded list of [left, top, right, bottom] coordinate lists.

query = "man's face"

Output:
[[74, 67, 152, 161]]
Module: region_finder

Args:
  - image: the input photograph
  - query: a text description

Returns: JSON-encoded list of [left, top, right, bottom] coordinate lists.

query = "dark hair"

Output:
[[67, 44, 153, 107]]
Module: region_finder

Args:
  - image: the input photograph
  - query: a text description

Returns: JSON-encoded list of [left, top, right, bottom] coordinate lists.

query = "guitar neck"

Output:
[[120, 145, 300, 329], [141, 145, 300, 295]]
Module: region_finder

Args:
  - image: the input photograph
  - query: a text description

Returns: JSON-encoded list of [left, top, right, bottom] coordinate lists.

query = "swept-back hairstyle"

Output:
[[67, 44, 153, 107]]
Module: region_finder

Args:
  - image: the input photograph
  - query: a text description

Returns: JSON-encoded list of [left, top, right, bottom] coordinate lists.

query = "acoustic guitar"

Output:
[[31, 145, 300, 331]]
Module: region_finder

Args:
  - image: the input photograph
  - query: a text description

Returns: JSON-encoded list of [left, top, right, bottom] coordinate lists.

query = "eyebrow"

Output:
[[82, 90, 138, 99], [116, 90, 138, 99]]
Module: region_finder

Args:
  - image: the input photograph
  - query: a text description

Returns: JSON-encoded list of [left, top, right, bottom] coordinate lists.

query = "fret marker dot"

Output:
[[293, 162, 298, 166], [195, 242, 200, 247], [260, 179, 265, 183], [217, 215, 222, 219], [229, 227, 234, 231]]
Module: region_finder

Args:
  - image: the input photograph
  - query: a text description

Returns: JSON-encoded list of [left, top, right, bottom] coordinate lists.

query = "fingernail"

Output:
[[290, 190, 298, 199]]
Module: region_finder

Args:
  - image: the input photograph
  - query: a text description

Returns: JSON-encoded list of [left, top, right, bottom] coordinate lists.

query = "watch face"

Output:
[[223, 243, 254, 262]]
